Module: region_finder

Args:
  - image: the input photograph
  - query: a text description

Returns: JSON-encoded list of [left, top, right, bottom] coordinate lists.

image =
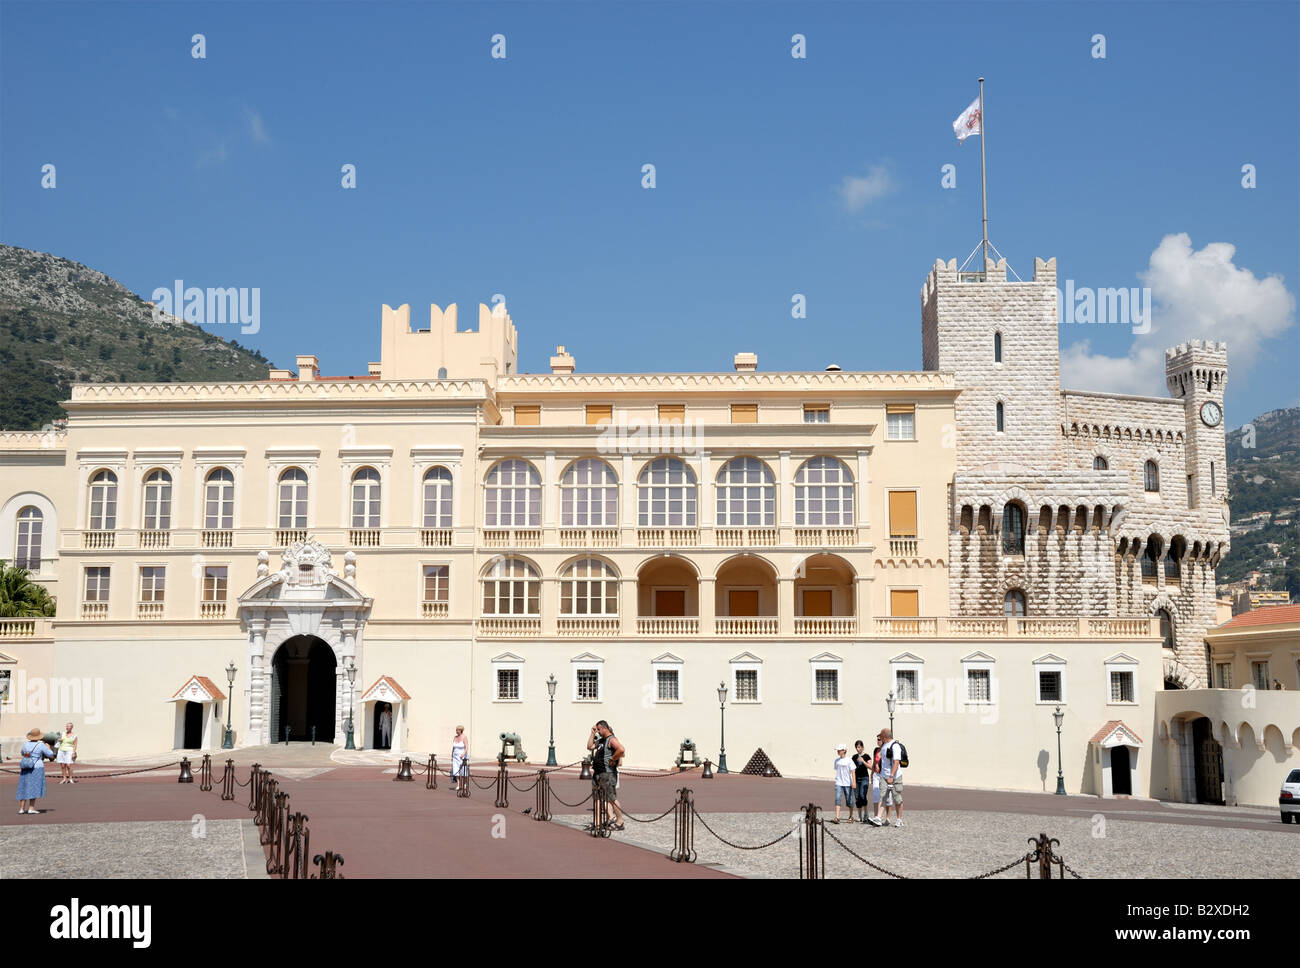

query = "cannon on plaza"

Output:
[[497, 731, 527, 764], [675, 737, 703, 770]]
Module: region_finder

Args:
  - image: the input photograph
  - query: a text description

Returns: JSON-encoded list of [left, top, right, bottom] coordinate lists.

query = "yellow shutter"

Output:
[[890, 589, 919, 617], [514, 405, 540, 426], [731, 403, 758, 424], [585, 404, 613, 426], [658, 404, 685, 425], [888, 491, 917, 537], [885, 404, 915, 415]]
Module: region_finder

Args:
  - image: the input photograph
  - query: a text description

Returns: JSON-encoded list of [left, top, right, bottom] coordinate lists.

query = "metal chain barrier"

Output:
[[533, 770, 551, 821], [549, 787, 593, 808], [971, 855, 1028, 879], [691, 806, 795, 850], [0, 761, 181, 779], [494, 766, 509, 808], [623, 803, 677, 824], [668, 788, 696, 863], [799, 803, 824, 879], [824, 828, 909, 879], [198, 754, 213, 791]]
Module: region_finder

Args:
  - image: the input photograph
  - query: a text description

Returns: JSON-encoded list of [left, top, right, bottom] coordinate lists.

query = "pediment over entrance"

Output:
[[1090, 720, 1143, 748], [239, 539, 371, 606], [361, 676, 410, 703], [169, 675, 226, 703]]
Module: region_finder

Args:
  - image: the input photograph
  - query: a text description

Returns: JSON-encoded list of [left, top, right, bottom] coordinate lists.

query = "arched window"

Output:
[[436, 367, 448, 380], [1002, 503, 1025, 555], [1142, 535, 1162, 580], [1144, 460, 1159, 492], [995, 401, 1005, 432], [1004, 589, 1027, 616], [794, 457, 855, 526], [422, 466, 453, 529], [204, 468, 234, 529], [1156, 608, 1175, 650], [141, 470, 172, 531], [278, 468, 309, 529], [481, 557, 540, 615], [561, 459, 618, 527], [1165, 536, 1185, 580], [637, 457, 697, 527], [15, 506, 42, 571], [351, 467, 381, 528], [485, 459, 541, 528], [715, 457, 775, 527], [993, 331, 1003, 363], [560, 558, 618, 615], [1093, 455, 1108, 471], [88, 470, 118, 531]]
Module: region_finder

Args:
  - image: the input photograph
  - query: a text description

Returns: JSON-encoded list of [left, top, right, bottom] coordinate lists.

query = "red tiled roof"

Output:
[[1217, 604, 1300, 629], [1089, 719, 1142, 745], [172, 675, 227, 701], [362, 676, 411, 701]]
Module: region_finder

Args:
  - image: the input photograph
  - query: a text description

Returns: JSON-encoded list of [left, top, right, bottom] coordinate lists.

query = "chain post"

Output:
[[495, 763, 509, 808], [248, 764, 261, 810], [800, 803, 824, 879], [313, 851, 345, 879], [426, 754, 438, 790], [534, 769, 551, 821], [198, 754, 212, 790], [668, 787, 696, 863], [221, 758, 236, 800]]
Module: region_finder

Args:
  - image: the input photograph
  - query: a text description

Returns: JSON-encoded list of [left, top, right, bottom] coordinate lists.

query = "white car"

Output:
[[1282, 769, 1300, 824]]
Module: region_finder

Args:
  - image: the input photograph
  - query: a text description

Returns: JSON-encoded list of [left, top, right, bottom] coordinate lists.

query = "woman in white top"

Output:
[[450, 726, 467, 792], [56, 722, 77, 783]]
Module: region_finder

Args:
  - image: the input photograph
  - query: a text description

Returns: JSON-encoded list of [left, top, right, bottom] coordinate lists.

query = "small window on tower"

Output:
[[996, 401, 1005, 433], [1094, 456, 1108, 471], [993, 331, 1002, 363]]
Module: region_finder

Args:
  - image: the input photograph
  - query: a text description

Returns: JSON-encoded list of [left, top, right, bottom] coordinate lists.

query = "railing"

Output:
[[482, 528, 543, 548], [140, 529, 170, 548], [136, 601, 165, 620], [716, 528, 779, 547], [888, 537, 918, 557], [421, 601, 449, 619], [794, 527, 857, 547], [637, 617, 700, 635], [872, 616, 1157, 638], [348, 529, 381, 547], [81, 601, 109, 620], [715, 616, 778, 636], [558, 616, 620, 636], [276, 529, 308, 545], [637, 528, 699, 548], [200, 601, 227, 619], [559, 528, 619, 548], [202, 529, 233, 548], [794, 616, 858, 636], [477, 616, 542, 636], [83, 530, 115, 549], [420, 528, 453, 547], [0, 618, 37, 638]]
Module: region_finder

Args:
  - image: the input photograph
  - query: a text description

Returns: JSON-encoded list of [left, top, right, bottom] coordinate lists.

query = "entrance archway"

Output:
[[373, 702, 392, 750], [1111, 746, 1132, 794], [270, 636, 337, 743], [1192, 716, 1224, 804]]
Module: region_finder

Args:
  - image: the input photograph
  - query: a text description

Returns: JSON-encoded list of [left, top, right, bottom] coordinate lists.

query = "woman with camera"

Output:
[[16, 727, 55, 815]]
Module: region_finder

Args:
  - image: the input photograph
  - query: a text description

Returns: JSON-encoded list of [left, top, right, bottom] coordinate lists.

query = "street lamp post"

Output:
[[1053, 706, 1066, 795], [344, 658, 357, 750], [716, 681, 729, 774], [546, 673, 558, 766], [886, 689, 897, 736], [222, 660, 237, 749]]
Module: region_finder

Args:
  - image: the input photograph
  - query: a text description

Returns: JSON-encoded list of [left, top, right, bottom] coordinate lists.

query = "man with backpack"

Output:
[[868, 728, 907, 828]]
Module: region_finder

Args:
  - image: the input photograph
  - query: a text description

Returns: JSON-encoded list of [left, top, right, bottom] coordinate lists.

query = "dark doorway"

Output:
[[183, 701, 204, 749], [373, 702, 392, 750], [271, 636, 337, 742], [1111, 746, 1132, 795], [1192, 717, 1224, 804]]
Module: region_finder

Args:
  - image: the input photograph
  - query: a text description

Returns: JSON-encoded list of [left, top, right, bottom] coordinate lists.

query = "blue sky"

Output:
[[2, 0, 1297, 424]]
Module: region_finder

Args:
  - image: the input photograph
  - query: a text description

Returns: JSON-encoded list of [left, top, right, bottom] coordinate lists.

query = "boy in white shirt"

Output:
[[832, 743, 857, 823]]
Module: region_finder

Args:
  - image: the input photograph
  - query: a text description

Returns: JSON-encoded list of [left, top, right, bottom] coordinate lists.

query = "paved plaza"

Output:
[[1, 754, 1293, 878]]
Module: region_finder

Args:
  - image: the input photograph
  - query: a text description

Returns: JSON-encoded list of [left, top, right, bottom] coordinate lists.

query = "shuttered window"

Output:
[[730, 404, 758, 424], [514, 405, 540, 426], [888, 491, 917, 538], [585, 404, 613, 426], [889, 589, 919, 617], [658, 404, 685, 424]]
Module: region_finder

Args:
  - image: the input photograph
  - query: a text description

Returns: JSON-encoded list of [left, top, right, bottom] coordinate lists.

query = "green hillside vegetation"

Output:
[[0, 244, 274, 430]]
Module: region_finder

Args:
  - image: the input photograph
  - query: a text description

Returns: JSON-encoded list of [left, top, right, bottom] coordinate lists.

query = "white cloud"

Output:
[[248, 109, 269, 144], [838, 164, 895, 212], [1060, 233, 1295, 394]]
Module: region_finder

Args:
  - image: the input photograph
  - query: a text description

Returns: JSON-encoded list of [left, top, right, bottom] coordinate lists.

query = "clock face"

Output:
[[1200, 401, 1222, 427]]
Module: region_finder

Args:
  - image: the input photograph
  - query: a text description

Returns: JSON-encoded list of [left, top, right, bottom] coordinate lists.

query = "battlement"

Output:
[[1165, 340, 1228, 398], [1165, 340, 1229, 364], [378, 301, 518, 383], [920, 256, 1057, 307]]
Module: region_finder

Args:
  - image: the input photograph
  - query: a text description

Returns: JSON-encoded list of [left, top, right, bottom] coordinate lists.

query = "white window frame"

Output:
[[201, 564, 230, 604], [572, 656, 604, 703], [1033, 655, 1067, 705], [87, 469, 119, 531], [203, 467, 238, 530], [1212, 659, 1232, 689], [485, 459, 542, 528], [14, 506, 43, 572], [1105, 654, 1139, 705], [1250, 659, 1271, 691], [651, 654, 683, 704], [480, 558, 540, 617], [810, 654, 843, 705], [885, 409, 915, 441], [714, 456, 776, 528], [637, 457, 698, 528], [350, 466, 383, 529], [962, 653, 996, 706], [560, 458, 619, 528], [730, 654, 762, 704], [560, 558, 619, 616], [492, 654, 524, 703], [890, 653, 924, 704], [83, 565, 111, 604], [794, 456, 855, 526], [421, 562, 450, 604], [139, 564, 167, 603], [140, 469, 173, 531]]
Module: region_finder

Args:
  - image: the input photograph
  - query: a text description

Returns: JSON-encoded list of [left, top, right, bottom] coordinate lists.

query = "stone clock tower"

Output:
[[1165, 340, 1229, 516]]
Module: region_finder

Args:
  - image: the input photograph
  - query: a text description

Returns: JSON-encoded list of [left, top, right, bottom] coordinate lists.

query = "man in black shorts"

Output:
[[586, 720, 625, 830]]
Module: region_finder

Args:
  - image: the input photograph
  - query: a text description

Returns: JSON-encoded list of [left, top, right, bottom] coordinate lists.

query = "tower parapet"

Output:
[[377, 301, 518, 384]]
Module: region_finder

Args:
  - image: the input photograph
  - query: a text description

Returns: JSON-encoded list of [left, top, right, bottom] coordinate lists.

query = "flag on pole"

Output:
[[953, 97, 981, 141]]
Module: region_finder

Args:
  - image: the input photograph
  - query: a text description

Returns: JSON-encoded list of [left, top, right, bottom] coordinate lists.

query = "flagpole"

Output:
[[978, 77, 988, 272]]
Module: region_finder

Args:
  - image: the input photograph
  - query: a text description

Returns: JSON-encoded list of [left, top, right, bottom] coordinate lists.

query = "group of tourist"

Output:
[[14, 722, 78, 816], [832, 728, 905, 827]]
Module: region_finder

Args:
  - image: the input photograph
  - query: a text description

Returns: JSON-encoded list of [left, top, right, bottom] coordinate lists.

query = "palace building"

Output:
[[1, 253, 1295, 805]]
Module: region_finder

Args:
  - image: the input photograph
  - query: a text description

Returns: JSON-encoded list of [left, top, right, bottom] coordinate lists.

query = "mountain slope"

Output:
[[0, 244, 273, 430], [1222, 406, 1300, 597]]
